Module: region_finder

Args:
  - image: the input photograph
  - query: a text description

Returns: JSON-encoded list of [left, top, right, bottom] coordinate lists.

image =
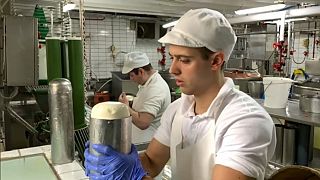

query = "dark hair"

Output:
[[130, 63, 152, 75], [198, 47, 215, 60], [198, 47, 225, 69]]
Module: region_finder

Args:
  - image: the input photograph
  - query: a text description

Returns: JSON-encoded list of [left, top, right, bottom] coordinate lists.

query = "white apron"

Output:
[[170, 110, 216, 180]]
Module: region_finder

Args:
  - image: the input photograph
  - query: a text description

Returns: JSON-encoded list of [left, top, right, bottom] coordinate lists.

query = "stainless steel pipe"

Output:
[[49, 78, 75, 165], [89, 101, 131, 156]]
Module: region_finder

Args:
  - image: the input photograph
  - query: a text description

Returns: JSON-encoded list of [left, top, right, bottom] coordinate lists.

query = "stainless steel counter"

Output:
[[256, 99, 320, 127]]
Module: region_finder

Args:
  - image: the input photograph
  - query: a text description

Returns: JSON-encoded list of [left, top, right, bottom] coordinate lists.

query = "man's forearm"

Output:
[[128, 107, 153, 130], [139, 152, 162, 178], [129, 107, 139, 125]]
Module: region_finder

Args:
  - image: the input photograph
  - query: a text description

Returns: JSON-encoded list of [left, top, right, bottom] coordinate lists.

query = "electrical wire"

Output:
[[291, 32, 306, 65], [291, 53, 306, 64]]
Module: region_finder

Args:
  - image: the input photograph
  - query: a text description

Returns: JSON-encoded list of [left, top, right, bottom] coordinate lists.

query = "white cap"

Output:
[[159, 8, 237, 62], [122, 52, 150, 74]]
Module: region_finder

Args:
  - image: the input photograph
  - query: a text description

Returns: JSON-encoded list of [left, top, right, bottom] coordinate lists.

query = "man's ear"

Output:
[[138, 68, 144, 75], [210, 52, 225, 71]]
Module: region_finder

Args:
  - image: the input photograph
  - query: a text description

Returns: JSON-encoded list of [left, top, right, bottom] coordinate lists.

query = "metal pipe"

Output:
[[50, 8, 54, 37], [6, 106, 38, 134], [286, 22, 292, 77], [49, 78, 75, 165], [279, 12, 286, 42], [312, 22, 317, 59]]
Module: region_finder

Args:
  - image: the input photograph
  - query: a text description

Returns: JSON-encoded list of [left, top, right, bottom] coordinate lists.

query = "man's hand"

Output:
[[118, 92, 129, 106], [84, 142, 147, 180]]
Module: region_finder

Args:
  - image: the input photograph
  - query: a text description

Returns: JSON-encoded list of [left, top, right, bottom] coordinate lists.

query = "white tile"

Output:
[[40, 145, 51, 152], [19, 146, 43, 156], [0, 150, 20, 159], [44, 151, 52, 163], [54, 161, 83, 174], [59, 170, 87, 180]]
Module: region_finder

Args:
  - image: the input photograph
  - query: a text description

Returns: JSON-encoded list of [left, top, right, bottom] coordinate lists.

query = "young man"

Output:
[[118, 52, 171, 145], [85, 8, 276, 180]]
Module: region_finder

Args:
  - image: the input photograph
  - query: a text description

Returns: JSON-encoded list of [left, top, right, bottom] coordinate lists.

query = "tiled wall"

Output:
[[291, 22, 320, 76], [71, 14, 319, 79], [71, 15, 171, 79]]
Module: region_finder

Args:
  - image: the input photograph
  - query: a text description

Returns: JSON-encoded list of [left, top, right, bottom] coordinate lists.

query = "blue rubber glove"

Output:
[[84, 142, 147, 180]]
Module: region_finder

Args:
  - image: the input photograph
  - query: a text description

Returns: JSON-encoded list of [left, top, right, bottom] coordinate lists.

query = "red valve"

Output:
[[157, 46, 166, 66]]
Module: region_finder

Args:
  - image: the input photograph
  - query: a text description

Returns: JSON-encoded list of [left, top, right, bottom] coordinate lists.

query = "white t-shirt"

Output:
[[131, 71, 171, 144], [154, 77, 276, 179]]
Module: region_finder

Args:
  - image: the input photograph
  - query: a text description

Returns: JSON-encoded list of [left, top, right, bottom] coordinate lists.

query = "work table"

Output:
[[256, 99, 320, 127], [0, 145, 88, 180]]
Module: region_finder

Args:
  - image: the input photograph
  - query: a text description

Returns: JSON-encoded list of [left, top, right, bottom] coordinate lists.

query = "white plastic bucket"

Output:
[[263, 77, 293, 108]]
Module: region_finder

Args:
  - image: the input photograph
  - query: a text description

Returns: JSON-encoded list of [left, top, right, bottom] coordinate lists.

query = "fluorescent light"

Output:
[[63, 3, 76, 12], [286, 17, 308, 22], [162, 20, 178, 28], [235, 4, 286, 15], [264, 17, 308, 24]]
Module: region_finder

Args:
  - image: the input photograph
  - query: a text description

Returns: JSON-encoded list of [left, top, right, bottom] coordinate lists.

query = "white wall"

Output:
[[71, 15, 171, 79]]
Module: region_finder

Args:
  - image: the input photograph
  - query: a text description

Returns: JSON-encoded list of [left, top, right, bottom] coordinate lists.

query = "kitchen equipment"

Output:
[[111, 71, 139, 100], [224, 69, 261, 93], [247, 81, 264, 98], [89, 101, 131, 157], [269, 165, 320, 180], [263, 77, 293, 108], [282, 126, 296, 165], [291, 83, 320, 99], [49, 78, 75, 165], [271, 124, 284, 164], [299, 95, 320, 113], [93, 91, 110, 105], [159, 69, 178, 92]]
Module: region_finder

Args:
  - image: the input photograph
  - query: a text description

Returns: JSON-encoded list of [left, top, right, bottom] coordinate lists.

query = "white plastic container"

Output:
[[263, 77, 293, 108]]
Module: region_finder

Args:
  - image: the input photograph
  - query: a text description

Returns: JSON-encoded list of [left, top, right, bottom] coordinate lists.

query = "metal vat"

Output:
[[89, 102, 131, 155], [299, 95, 320, 113]]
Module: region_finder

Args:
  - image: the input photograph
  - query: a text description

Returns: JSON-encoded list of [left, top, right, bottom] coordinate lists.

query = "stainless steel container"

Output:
[[247, 81, 264, 98], [291, 82, 320, 99], [282, 126, 296, 165], [299, 95, 320, 113], [49, 78, 75, 165], [271, 124, 283, 164], [89, 102, 131, 156]]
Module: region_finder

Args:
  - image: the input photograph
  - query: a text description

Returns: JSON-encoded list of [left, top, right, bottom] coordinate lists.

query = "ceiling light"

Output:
[[63, 2, 76, 12], [235, 4, 286, 15], [162, 20, 178, 28], [286, 17, 308, 22], [264, 17, 308, 24]]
